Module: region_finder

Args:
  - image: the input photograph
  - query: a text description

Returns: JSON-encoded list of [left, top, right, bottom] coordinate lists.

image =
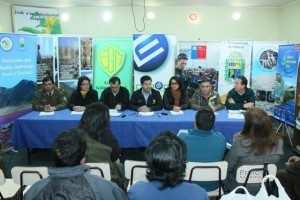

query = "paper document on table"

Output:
[[228, 110, 241, 114], [109, 109, 122, 117], [170, 110, 184, 115], [39, 111, 54, 116], [139, 112, 154, 116], [228, 112, 244, 119], [71, 111, 84, 115]]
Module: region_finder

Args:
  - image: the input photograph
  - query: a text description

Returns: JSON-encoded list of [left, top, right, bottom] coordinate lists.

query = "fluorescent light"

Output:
[[103, 11, 112, 21], [61, 13, 69, 21], [232, 12, 241, 20], [147, 11, 155, 20]]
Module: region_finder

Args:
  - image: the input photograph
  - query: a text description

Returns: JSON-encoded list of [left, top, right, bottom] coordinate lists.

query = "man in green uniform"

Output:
[[32, 76, 68, 111]]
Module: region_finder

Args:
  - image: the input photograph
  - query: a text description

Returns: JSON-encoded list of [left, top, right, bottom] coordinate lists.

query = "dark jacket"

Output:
[[32, 88, 68, 111], [129, 88, 163, 111], [83, 134, 128, 187], [225, 87, 255, 110], [23, 165, 126, 200], [69, 89, 98, 110], [100, 86, 129, 110], [163, 87, 189, 110]]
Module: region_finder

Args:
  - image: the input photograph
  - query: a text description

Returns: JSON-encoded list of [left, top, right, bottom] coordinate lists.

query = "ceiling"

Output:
[[0, 0, 297, 8]]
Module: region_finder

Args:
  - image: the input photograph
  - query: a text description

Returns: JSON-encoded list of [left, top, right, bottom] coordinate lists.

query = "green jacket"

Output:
[[32, 88, 68, 111], [190, 89, 222, 111], [83, 134, 127, 187], [225, 87, 255, 110]]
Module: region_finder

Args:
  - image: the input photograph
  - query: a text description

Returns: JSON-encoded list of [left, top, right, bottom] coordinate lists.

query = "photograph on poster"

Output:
[[80, 38, 93, 70], [37, 36, 54, 83]]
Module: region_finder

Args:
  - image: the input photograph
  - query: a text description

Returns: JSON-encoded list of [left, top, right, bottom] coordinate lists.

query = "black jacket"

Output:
[[69, 89, 98, 110], [163, 87, 189, 110], [100, 86, 129, 110], [129, 88, 163, 111]]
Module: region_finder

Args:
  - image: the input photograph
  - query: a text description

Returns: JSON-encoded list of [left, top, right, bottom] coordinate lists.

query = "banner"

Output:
[[37, 35, 55, 83], [0, 33, 37, 151], [251, 42, 287, 115], [178, 41, 220, 92], [218, 40, 253, 103], [93, 37, 133, 97], [13, 6, 61, 34], [133, 34, 176, 94], [274, 44, 300, 126]]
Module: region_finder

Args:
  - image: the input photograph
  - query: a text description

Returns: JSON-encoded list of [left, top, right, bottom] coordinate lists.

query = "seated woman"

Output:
[[163, 76, 189, 111], [128, 131, 208, 200], [224, 107, 283, 195], [69, 76, 98, 111], [79, 102, 127, 188]]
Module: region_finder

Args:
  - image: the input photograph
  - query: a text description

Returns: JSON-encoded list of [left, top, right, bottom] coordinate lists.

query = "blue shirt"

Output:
[[178, 129, 226, 191], [128, 180, 208, 200]]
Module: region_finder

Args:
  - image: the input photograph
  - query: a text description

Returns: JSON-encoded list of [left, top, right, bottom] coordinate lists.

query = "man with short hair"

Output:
[[129, 75, 163, 112], [100, 77, 129, 110], [175, 53, 189, 90], [178, 107, 226, 191], [225, 75, 255, 110], [24, 128, 126, 200], [190, 80, 222, 112], [32, 76, 68, 112]]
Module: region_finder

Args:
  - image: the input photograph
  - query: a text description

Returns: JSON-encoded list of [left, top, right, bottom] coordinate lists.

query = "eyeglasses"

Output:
[[81, 83, 90, 86], [171, 82, 179, 85]]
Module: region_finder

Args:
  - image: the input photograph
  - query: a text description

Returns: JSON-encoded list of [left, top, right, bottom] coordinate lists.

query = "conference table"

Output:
[[11, 109, 244, 150]]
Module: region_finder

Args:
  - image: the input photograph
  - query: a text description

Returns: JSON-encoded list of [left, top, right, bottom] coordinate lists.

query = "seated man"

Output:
[[100, 77, 129, 110], [277, 156, 300, 200], [178, 107, 226, 192], [32, 76, 68, 112], [225, 76, 255, 110], [24, 128, 126, 200], [190, 80, 222, 111], [129, 75, 163, 112]]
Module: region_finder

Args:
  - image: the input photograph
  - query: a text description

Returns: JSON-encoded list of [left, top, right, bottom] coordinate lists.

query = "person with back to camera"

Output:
[[23, 128, 126, 200], [163, 76, 189, 112], [79, 102, 128, 188], [128, 131, 208, 200], [224, 107, 283, 195], [32, 76, 68, 112], [69, 76, 98, 112], [225, 75, 255, 110], [129, 75, 163, 112], [178, 107, 226, 192], [99, 76, 130, 110], [190, 79, 222, 112]]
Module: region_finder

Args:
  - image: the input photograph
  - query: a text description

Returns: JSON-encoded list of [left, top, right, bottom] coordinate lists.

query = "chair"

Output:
[[236, 163, 277, 186], [0, 169, 20, 200], [85, 162, 111, 181], [11, 166, 49, 199], [185, 161, 228, 198], [124, 160, 148, 188]]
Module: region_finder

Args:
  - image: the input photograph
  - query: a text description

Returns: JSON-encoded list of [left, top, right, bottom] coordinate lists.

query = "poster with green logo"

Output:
[[93, 38, 133, 98]]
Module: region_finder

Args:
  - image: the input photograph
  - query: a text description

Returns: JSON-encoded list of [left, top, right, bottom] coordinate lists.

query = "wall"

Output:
[[0, 1, 13, 32], [279, 1, 300, 43]]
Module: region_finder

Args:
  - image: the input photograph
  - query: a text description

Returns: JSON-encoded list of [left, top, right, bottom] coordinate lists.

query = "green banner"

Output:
[[93, 38, 133, 98]]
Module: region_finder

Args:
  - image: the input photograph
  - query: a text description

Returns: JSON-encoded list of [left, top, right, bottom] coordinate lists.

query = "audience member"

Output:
[[163, 76, 189, 111], [24, 128, 126, 200], [32, 76, 68, 112], [277, 156, 300, 200], [79, 102, 127, 187], [225, 76, 255, 110], [69, 76, 98, 111], [178, 107, 226, 191], [190, 80, 222, 111], [128, 131, 208, 200], [100, 77, 130, 110], [129, 75, 163, 112], [224, 108, 283, 195]]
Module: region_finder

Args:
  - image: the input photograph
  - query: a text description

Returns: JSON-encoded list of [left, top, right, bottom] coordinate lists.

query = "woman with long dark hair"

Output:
[[224, 107, 283, 194], [69, 76, 98, 111]]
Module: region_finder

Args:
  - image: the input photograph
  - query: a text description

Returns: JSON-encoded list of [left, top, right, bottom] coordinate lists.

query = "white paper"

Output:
[[138, 112, 154, 116], [109, 109, 118, 114], [39, 111, 54, 116], [71, 111, 84, 115], [226, 142, 232, 149], [228, 110, 241, 114], [177, 129, 188, 136], [228, 112, 244, 119], [110, 112, 122, 117], [170, 110, 184, 115]]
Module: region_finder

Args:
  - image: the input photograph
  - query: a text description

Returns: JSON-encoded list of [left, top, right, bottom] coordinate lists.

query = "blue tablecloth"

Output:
[[11, 109, 244, 149]]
